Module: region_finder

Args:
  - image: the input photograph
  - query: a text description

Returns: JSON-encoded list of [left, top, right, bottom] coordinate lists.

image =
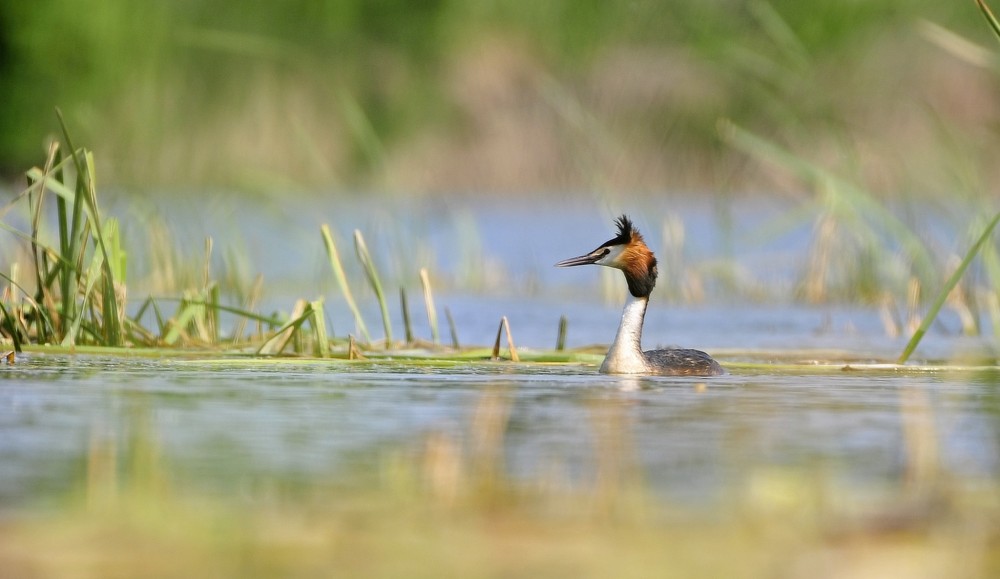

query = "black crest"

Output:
[[601, 214, 637, 248]]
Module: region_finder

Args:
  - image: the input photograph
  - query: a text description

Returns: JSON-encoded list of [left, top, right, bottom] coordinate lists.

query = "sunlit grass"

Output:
[[5, 114, 1000, 366], [1, 119, 477, 357]]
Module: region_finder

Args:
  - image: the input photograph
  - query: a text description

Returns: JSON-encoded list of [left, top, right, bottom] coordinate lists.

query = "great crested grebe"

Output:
[[556, 215, 724, 376]]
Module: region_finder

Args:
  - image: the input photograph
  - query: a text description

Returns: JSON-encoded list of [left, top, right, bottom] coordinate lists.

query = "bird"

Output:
[[556, 215, 724, 376]]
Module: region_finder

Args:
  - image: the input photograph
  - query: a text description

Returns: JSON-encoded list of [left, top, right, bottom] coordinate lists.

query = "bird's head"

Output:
[[556, 215, 658, 297]]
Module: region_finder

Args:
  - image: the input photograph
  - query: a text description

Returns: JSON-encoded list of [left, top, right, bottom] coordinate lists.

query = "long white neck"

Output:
[[600, 293, 650, 374]]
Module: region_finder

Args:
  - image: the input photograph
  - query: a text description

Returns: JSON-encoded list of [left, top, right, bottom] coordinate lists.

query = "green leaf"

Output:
[[898, 210, 1000, 364], [977, 0, 1000, 43]]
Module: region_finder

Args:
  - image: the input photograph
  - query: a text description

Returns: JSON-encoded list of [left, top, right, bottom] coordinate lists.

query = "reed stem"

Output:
[[445, 306, 460, 349], [556, 315, 567, 351], [420, 268, 440, 345], [898, 210, 1000, 364], [321, 225, 371, 343], [354, 229, 393, 348], [400, 287, 414, 344]]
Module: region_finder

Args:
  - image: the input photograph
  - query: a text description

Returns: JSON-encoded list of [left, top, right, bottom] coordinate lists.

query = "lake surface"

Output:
[[2, 342, 999, 516], [3, 193, 999, 517]]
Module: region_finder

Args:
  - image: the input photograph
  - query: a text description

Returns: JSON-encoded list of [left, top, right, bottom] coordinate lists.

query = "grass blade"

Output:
[[720, 121, 937, 287], [491, 316, 520, 362], [353, 229, 393, 347], [898, 210, 1000, 364], [156, 297, 283, 326], [310, 299, 330, 357], [348, 334, 365, 360], [420, 268, 439, 345], [320, 225, 371, 343], [163, 299, 199, 346], [504, 316, 520, 362], [400, 287, 414, 344], [99, 218, 126, 346], [28, 142, 59, 343], [977, 0, 1000, 42], [61, 246, 105, 347], [556, 315, 568, 351], [491, 319, 503, 360], [258, 299, 309, 355], [445, 306, 460, 349], [52, 146, 76, 337], [232, 274, 264, 344], [0, 301, 23, 353]]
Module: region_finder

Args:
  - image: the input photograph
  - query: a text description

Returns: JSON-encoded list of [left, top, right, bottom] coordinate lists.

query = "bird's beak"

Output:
[[555, 252, 602, 267]]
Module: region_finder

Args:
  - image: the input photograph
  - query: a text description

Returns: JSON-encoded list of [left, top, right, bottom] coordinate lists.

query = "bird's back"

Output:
[[643, 348, 725, 376]]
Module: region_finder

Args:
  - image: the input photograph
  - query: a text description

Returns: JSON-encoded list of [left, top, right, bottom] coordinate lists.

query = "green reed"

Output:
[[978, 0, 1000, 40], [445, 306, 460, 349], [0, 110, 127, 349], [354, 229, 393, 347], [420, 267, 440, 345], [2, 119, 532, 360], [400, 287, 415, 344], [720, 121, 937, 299], [898, 211, 1000, 363], [490, 316, 520, 362], [321, 224, 371, 343], [897, 2, 1000, 363]]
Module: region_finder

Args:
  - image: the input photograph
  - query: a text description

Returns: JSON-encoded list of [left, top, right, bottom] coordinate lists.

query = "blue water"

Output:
[[3, 192, 1000, 514], [2, 352, 998, 515]]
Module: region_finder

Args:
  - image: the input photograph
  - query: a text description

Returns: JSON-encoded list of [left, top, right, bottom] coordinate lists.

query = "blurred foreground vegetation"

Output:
[[1, 0, 997, 194], [0, 385, 997, 579]]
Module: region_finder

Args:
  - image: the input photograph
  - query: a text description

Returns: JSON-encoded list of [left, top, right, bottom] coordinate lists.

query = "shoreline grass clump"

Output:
[[0, 117, 339, 356], [0, 110, 126, 350], [1, 113, 555, 363]]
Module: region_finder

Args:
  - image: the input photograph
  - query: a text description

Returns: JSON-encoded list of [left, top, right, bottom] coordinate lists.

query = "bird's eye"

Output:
[[601, 248, 610, 256]]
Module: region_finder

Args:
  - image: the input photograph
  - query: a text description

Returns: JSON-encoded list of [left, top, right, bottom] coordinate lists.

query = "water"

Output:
[[3, 193, 999, 515], [85, 192, 995, 360], [2, 346, 998, 515]]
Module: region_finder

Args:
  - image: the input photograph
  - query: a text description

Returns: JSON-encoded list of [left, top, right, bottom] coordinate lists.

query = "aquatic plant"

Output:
[[896, 0, 1000, 363], [420, 267, 440, 345], [0, 117, 329, 354], [321, 224, 371, 343], [0, 110, 125, 349], [719, 120, 937, 303], [354, 229, 393, 347], [978, 0, 1000, 40], [898, 211, 1000, 363], [3, 115, 548, 360]]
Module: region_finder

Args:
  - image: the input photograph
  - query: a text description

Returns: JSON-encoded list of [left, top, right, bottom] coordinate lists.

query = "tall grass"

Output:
[[354, 229, 393, 347], [978, 0, 1000, 39], [899, 211, 1000, 363], [321, 224, 371, 343], [720, 121, 937, 301], [0, 110, 127, 349], [894, 0, 1000, 363], [2, 115, 473, 357]]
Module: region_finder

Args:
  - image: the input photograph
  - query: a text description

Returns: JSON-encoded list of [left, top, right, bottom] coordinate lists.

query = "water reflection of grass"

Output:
[[0, 388, 997, 578]]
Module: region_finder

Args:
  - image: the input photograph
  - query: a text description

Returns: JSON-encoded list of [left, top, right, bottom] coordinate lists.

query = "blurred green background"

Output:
[[0, 0, 995, 195]]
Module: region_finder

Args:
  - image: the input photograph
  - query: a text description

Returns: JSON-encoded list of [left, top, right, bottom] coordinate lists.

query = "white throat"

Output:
[[600, 293, 650, 374]]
